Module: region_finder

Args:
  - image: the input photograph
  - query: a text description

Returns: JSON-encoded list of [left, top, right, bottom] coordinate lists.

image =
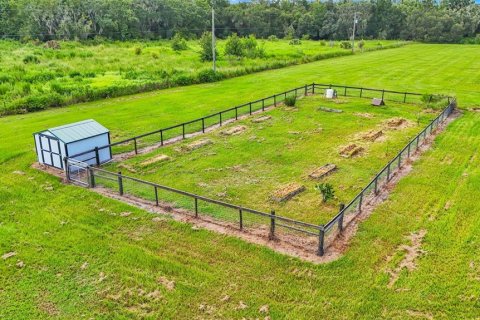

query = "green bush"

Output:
[[197, 69, 221, 82], [23, 55, 40, 64], [340, 41, 352, 49], [358, 40, 365, 51], [268, 35, 279, 42], [134, 47, 142, 55], [284, 95, 296, 106], [289, 39, 301, 45], [225, 33, 244, 57], [171, 34, 188, 51], [301, 34, 310, 40], [320, 41, 327, 46], [199, 32, 218, 62]]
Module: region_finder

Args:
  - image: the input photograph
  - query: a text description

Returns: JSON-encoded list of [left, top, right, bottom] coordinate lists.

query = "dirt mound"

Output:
[[140, 154, 171, 166], [271, 183, 305, 202], [339, 144, 364, 158], [185, 139, 213, 151], [362, 130, 384, 142], [221, 125, 247, 136], [309, 164, 337, 179], [386, 117, 408, 129], [252, 115, 272, 123]]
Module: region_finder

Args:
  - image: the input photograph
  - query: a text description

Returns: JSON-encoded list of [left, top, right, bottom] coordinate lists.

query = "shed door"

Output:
[[38, 134, 63, 169]]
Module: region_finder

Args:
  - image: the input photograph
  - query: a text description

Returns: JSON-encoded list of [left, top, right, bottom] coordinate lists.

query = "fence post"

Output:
[[360, 88, 363, 98], [312, 83, 315, 94], [235, 107, 238, 120], [344, 87, 347, 96], [338, 203, 345, 232], [202, 118, 205, 133], [398, 153, 402, 168], [154, 186, 159, 206], [317, 226, 325, 256], [160, 130, 164, 146], [94, 147, 100, 166], [269, 210, 276, 240], [407, 142, 411, 158], [304, 85, 307, 96], [382, 90, 385, 101], [403, 93, 407, 103], [134, 138, 138, 154], [249, 102, 252, 115], [274, 95, 276, 106], [262, 99, 265, 111], [89, 167, 95, 188], [374, 176, 379, 194], [219, 113, 222, 126], [64, 157, 70, 182], [239, 207, 243, 230], [358, 192, 363, 213], [118, 171, 123, 196], [182, 124, 186, 139], [194, 197, 198, 218], [387, 162, 391, 181]]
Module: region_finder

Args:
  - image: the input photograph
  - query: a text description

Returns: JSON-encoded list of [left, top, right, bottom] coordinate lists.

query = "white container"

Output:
[[325, 89, 336, 99]]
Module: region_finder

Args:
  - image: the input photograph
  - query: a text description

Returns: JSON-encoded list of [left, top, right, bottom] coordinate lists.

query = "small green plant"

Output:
[[289, 39, 302, 45], [268, 35, 278, 41], [199, 32, 218, 62], [320, 41, 327, 46], [284, 95, 296, 107], [301, 34, 310, 40], [224, 33, 244, 57], [23, 55, 40, 64], [315, 183, 335, 203], [358, 40, 365, 51], [171, 34, 188, 51], [134, 47, 142, 55], [340, 41, 352, 49]]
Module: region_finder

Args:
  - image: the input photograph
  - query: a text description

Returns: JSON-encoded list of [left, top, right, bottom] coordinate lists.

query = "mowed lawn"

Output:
[[1, 43, 480, 318], [104, 95, 434, 224]]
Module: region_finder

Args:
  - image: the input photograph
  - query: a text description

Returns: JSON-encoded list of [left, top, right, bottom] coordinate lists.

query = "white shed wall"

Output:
[[66, 133, 111, 166]]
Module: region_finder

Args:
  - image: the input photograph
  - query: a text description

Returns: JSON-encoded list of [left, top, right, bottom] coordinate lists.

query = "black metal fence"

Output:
[[65, 83, 455, 257], [68, 83, 446, 164]]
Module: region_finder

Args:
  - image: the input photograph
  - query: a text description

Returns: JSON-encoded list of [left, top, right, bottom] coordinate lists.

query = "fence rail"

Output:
[[68, 83, 445, 164], [65, 83, 456, 257]]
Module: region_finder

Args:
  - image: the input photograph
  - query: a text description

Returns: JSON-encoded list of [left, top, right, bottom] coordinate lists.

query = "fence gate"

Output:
[[66, 158, 90, 187]]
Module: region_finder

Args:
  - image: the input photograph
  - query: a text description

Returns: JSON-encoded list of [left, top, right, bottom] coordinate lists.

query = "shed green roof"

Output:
[[48, 119, 109, 143]]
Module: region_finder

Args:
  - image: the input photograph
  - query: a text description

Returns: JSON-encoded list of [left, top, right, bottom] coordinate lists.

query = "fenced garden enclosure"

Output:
[[64, 83, 456, 257]]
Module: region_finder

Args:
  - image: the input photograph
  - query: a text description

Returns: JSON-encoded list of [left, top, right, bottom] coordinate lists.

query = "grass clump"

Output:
[[284, 95, 297, 106]]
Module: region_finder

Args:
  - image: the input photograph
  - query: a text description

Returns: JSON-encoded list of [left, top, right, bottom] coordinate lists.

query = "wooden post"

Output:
[[94, 147, 100, 166], [358, 192, 363, 213], [404, 93, 407, 103], [360, 88, 363, 98], [262, 99, 265, 111], [160, 130, 164, 146], [154, 186, 159, 206], [202, 118, 205, 133], [317, 227, 325, 256], [64, 157, 70, 182], [274, 95, 276, 106], [219, 113, 222, 126], [374, 176, 379, 195], [398, 153, 402, 168], [381, 90, 385, 101], [239, 207, 243, 230], [235, 107, 238, 120], [338, 203, 345, 232], [304, 85, 307, 96], [182, 124, 185, 139], [118, 171, 123, 196], [387, 163, 391, 181], [269, 210, 276, 240], [312, 83, 315, 94], [134, 138, 138, 154], [89, 167, 95, 188], [249, 102, 252, 115], [194, 198, 198, 218]]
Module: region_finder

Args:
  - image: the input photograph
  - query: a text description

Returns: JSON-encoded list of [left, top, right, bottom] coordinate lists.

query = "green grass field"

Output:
[[1, 43, 480, 318], [102, 95, 435, 225], [0, 39, 400, 115]]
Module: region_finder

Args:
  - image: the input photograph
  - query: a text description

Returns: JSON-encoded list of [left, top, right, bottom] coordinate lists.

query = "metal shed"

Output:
[[33, 119, 112, 170]]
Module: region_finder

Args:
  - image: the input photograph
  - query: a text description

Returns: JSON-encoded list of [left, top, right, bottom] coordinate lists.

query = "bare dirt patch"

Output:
[[118, 163, 138, 173], [362, 130, 384, 142], [184, 139, 213, 151], [271, 183, 306, 202], [385, 117, 410, 130], [386, 230, 427, 288], [220, 125, 247, 136], [339, 144, 364, 158], [309, 164, 337, 179], [318, 107, 343, 113], [252, 115, 272, 123], [140, 154, 171, 167], [354, 112, 374, 119]]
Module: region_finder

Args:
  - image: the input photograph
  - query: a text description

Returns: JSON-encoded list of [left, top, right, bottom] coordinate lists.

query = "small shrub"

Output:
[[199, 32, 218, 62], [171, 34, 188, 51], [197, 69, 221, 83], [340, 41, 352, 49], [284, 95, 296, 107], [225, 33, 244, 57], [69, 71, 81, 78], [289, 39, 302, 45], [284, 25, 295, 40], [0, 83, 10, 95], [84, 72, 96, 78], [301, 34, 310, 40], [152, 52, 159, 59], [134, 47, 142, 55], [21, 83, 31, 95], [23, 55, 40, 64], [358, 40, 365, 51], [44, 40, 61, 50], [268, 35, 279, 42], [320, 41, 327, 46], [315, 183, 335, 203]]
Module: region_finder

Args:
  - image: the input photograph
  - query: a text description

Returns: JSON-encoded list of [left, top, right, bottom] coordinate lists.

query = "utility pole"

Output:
[[352, 12, 358, 53], [211, 0, 216, 72]]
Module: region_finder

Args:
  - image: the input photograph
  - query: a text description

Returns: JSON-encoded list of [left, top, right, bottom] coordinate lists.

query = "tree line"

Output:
[[1, 0, 479, 43]]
